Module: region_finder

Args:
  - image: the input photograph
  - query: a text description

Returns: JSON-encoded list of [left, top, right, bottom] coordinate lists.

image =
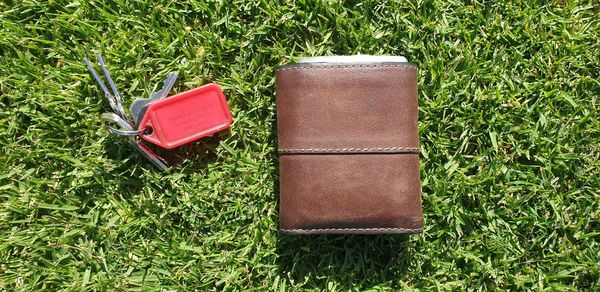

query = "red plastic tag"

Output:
[[138, 83, 232, 149]]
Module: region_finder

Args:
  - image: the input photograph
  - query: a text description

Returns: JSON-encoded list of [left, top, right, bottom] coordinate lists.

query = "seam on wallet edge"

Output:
[[281, 227, 422, 232], [277, 64, 417, 72], [279, 147, 420, 153]]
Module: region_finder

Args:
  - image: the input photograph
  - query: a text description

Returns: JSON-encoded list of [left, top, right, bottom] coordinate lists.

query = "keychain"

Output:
[[84, 55, 233, 170]]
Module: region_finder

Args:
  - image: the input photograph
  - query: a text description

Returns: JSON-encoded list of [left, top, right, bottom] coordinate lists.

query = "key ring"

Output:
[[100, 112, 143, 136]]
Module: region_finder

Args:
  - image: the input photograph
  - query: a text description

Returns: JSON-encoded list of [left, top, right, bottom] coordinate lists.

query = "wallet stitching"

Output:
[[278, 64, 418, 154], [279, 147, 420, 153], [282, 227, 422, 232], [278, 64, 417, 72], [278, 63, 421, 235]]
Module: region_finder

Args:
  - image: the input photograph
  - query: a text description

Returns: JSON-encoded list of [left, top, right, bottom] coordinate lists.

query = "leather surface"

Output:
[[276, 64, 419, 154], [276, 62, 423, 234], [279, 154, 423, 234]]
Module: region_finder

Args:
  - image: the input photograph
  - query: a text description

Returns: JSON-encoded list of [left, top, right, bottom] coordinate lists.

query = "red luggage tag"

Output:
[[138, 83, 233, 149]]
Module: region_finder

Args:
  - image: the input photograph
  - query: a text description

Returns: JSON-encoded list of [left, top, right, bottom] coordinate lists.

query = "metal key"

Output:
[[130, 72, 178, 127], [84, 56, 128, 120], [130, 139, 168, 170], [85, 54, 170, 170]]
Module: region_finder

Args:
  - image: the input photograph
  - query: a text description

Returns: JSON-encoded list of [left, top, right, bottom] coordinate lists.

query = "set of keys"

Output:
[[84, 55, 233, 170]]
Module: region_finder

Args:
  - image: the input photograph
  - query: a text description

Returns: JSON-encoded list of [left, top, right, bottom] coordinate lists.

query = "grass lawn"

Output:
[[1, 0, 598, 290]]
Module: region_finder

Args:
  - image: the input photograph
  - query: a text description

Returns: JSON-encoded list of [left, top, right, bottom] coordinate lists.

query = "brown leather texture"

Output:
[[276, 62, 423, 234], [277, 63, 419, 154]]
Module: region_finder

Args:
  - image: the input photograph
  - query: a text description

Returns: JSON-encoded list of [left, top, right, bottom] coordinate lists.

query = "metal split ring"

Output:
[[100, 112, 142, 137]]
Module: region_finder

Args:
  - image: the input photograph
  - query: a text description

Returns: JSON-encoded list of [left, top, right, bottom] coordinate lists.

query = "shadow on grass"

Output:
[[156, 133, 224, 171], [102, 132, 224, 174], [276, 233, 413, 289]]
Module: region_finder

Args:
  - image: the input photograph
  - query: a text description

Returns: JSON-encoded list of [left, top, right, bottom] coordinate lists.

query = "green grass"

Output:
[[1, 0, 598, 290]]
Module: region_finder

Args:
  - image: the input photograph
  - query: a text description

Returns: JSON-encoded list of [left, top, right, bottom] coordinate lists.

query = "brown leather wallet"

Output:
[[276, 56, 424, 234]]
